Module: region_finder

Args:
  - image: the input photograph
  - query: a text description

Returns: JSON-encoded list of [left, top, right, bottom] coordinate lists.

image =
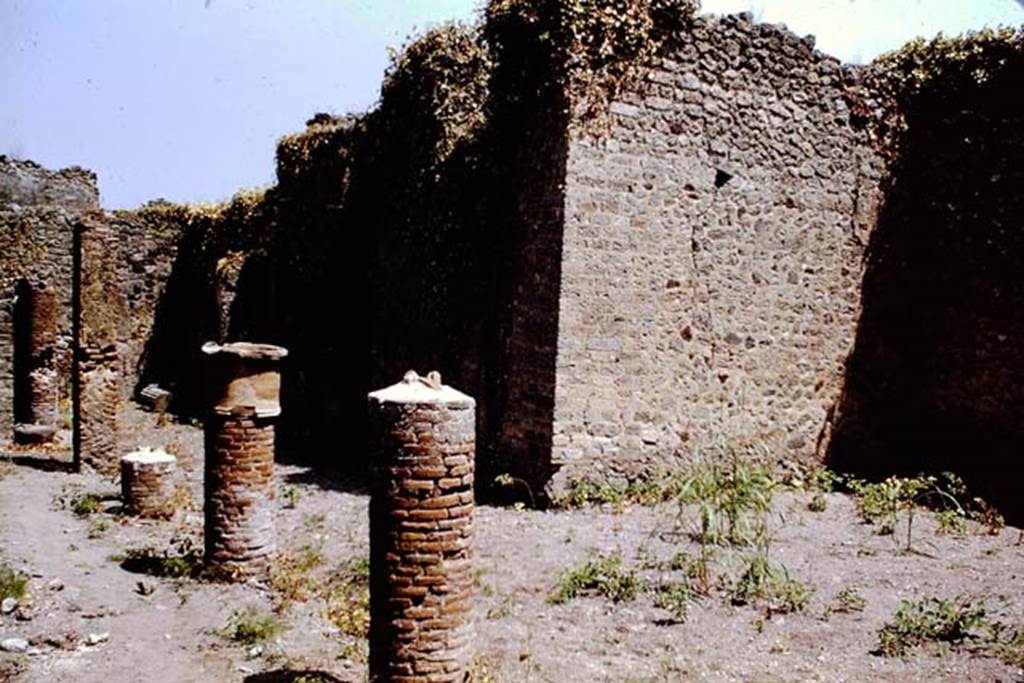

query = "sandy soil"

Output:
[[1, 405, 1022, 682]]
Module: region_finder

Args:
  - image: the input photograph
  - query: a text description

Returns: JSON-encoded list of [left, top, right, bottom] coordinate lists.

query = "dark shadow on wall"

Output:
[[12, 278, 32, 424], [827, 61, 1024, 524], [133, 227, 221, 417]]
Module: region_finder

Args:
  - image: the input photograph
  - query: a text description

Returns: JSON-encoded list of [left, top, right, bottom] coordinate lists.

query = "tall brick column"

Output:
[[367, 371, 475, 682], [14, 281, 59, 444], [73, 218, 122, 472], [202, 341, 287, 571], [0, 294, 14, 444]]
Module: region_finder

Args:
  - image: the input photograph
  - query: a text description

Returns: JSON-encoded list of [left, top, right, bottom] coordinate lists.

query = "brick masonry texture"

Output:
[[203, 415, 276, 567], [74, 218, 122, 472], [367, 381, 476, 682], [0, 297, 13, 441], [121, 451, 178, 518], [19, 283, 59, 429]]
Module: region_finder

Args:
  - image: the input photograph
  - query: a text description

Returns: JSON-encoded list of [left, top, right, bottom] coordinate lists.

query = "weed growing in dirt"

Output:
[[729, 537, 814, 615], [70, 493, 103, 517], [877, 594, 1024, 666], [554, 479, 629, 511], [268, 543, 325, 607], [0, 562, 28, 601], [282, 485, 301, 509], [674, 458, 775, 546], [486, 593, 516, 620], [222, 606, 282, 645], [323, 556, 370, 638], [848, 472, 1005, 544], [87, 518, 111, 539], [807, 492, 828, 512], [654, 581, 692, 622], [121, 546, 203, 578], [877, 595, 989, 657], [118, 538, 235, 581], [828, 586, 868, 615], [493, 472, 537, 508], [549, 553, 640, 604]]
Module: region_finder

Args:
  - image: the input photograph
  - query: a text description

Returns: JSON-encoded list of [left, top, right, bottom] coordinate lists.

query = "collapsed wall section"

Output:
[[549, 13, 884, 489]]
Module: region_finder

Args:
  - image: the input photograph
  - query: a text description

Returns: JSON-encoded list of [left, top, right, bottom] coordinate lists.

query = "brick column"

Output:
[[202, 341, 287, 572], [73, 218, 122, 472], [0, 295, 14, 444], [121, 448, 178, 517], [367, 371, 475, 682]]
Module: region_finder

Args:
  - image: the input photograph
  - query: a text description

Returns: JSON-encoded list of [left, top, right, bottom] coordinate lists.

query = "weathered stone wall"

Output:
[[109, 208, 183, 393], [0, 156, 98, 211], [545, 14, 884, 491], [0, 157, 99, 443]]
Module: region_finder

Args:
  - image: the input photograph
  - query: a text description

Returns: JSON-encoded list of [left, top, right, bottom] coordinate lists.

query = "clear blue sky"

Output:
[[2, 0, 1022, 209]]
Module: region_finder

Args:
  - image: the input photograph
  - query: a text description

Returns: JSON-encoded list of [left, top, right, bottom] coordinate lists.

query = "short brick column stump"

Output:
[[367, 370, 476, 682], [201, 341, 287, 572], [121, 447, 178, 517]]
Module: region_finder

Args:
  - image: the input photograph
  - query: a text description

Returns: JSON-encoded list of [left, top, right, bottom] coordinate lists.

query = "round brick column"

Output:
[[121, 448, 178, 517], [367, 371, 475, 683], [201, 341, 287, 571]]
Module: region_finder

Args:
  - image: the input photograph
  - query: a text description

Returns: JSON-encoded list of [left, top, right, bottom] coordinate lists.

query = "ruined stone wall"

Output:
[[547, 13, 885, 491], [0, 156, 98, 211], [0, 158, 100, 443], [108, 208, 184, 393]]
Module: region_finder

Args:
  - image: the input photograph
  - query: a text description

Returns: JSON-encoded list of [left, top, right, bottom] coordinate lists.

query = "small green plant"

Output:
[[935, 509, 968, 536], [493, 472, 536, 508], [729, 537, 813, 615], [549, 553, 639, 604], [0, 562, 28, 601], [87, 518, 111, 539], [828, 586, 868, 615], [268, 543, 325, 607], [222, 606, 282, 645], [323, 556, 370, 638], [554, 479, 628, 511], [70, 493, 103, 517], [848, 472, 1005, 548], [675, 457, 776, 546], [877, 596, 989, 657], [121, 546, 203, 578], [486, 593, 515, 620], [281, 485, 301, 509], [807, 492, 827, 513], [654, 581, 691, 623]]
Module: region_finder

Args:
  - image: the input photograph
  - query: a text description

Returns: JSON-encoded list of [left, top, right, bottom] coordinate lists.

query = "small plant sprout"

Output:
[[549, 553, 640, 604], [222, 606, 282, 645]]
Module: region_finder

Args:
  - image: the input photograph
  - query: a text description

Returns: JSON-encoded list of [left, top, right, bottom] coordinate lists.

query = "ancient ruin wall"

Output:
[[0, 158, 100, 443], [548, 14, 884, 489]]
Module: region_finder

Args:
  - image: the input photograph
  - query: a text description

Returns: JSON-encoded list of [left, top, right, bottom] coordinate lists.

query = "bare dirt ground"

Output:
[[1, 404, 1022, 682]]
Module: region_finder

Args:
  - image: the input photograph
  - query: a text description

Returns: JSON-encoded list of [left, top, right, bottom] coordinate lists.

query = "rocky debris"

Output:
[[0, 638, 29, 653], [1, 598, 17, 614]]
